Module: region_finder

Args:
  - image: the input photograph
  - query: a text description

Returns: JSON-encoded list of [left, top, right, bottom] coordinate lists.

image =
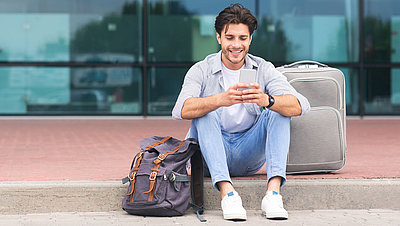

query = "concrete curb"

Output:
[[1, 179, 399, 214]]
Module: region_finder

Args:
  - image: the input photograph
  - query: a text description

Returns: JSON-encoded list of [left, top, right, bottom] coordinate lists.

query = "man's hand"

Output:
[[217, 83, 249, 107], [240, 82, 302, 116], [240, 82, 268, 107], [181, 83, 248, 119], [181, 82, 301, 119]]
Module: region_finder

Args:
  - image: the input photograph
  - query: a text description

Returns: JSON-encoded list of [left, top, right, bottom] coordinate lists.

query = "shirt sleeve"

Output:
[[264, 62, 310, 116], [172, 64, 204, 120]]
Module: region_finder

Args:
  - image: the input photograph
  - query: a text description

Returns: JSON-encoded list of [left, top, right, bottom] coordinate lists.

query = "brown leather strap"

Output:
[[128, 179, 137, 202], [143, 167, 161, 201], [144, 136, 171, 151], [126, 137, 171, 202], [143, 140, 185, 201], [126, 151, 145, 202], [153, 140, 185, 165]]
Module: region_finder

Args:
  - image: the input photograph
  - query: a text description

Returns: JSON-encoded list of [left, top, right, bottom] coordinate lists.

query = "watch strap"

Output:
[[265, 94, 275, 108]]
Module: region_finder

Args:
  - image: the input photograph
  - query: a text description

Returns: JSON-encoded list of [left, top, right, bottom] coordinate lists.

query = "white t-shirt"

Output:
[[220, 63, 256, 133]]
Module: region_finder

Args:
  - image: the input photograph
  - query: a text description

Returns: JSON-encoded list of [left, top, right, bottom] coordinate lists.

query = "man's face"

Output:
[[216, 23, 252, 70]]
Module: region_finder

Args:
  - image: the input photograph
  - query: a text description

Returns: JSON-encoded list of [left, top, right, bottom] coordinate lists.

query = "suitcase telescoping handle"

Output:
[[284, 60, 328, 68]]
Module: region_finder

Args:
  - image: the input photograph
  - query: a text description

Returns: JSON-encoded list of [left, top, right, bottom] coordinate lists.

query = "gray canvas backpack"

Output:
[[122, 136, 205, 221]]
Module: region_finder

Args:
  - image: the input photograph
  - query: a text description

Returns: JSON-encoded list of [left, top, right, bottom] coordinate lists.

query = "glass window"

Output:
[[253, 0, 359, 63], [0, 0, 142, 63], [69, 67, 142, 114], [147, 0, 255, 62], [0, 67, 142, 114], [364, 0, 400, 63], [338, 67, 359, 115], [0, 67, 69, 114], [363, 68, 400, 114], [147, 67, 189, 115]]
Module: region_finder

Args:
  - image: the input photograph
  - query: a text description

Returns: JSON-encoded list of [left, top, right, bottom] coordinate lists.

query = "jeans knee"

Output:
[[267, 110, 291, 125], [192, 111, 220, 127]]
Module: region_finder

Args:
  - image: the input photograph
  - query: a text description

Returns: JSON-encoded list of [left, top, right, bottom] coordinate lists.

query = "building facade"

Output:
[[0, 0, 399, 116]]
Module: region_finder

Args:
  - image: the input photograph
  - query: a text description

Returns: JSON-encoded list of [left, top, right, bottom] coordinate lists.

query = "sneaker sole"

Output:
[[223, 213, 247, 221], [262, 210, 288, 220]]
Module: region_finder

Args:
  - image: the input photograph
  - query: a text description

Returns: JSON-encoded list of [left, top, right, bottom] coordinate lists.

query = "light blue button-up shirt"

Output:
[[172, 51, 310, 120]]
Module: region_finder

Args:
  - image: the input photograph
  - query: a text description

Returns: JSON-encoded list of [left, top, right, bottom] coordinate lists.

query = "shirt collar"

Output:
[[211, 51, 259, 75]]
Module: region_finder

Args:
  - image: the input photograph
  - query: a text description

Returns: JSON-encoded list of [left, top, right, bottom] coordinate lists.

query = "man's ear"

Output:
[[249, 34, 253, 44], [216, 32, 221, 45]]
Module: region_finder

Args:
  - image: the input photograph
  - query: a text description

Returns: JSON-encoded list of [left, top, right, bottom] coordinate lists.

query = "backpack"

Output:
[[122, 136, 205, 221]]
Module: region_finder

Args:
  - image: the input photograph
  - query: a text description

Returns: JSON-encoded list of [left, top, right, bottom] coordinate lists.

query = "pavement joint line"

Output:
[[1, 178, 400, 187], [0, 210, 399, 225], [1, 178, 399, 214]]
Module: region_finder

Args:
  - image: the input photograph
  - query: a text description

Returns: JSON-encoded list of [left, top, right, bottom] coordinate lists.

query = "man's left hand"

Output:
[[241, 82, 268, 107]]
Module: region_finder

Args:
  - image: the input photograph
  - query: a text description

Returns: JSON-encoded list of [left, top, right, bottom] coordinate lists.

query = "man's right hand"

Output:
[[217, 83, 249, 107], [181, 83, 249, 119]]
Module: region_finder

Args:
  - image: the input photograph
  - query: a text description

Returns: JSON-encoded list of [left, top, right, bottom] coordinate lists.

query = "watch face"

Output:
[[267, 94, 274, 108], [270, 95, 274, 103]]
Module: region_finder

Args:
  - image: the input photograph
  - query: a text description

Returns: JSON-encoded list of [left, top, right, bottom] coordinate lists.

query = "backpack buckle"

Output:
[[149, 171, 157, 180], [157, 154, 166, 161], [169, 173, 176, 182], [129, 172, 136, 181]]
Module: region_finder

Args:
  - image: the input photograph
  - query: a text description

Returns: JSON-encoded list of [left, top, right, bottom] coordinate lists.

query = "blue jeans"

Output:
[[188, 109, 290, 190]]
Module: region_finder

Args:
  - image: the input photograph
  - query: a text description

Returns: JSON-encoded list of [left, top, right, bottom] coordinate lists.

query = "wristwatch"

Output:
[[265, 94, 275, 108]]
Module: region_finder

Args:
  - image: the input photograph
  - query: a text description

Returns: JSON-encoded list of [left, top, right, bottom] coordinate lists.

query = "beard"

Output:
[[221, 48, 248, 67]]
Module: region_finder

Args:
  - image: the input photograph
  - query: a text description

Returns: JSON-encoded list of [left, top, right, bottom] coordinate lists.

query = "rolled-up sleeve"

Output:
[[172, 65, 204, 120], [264, 62, 310, 116]]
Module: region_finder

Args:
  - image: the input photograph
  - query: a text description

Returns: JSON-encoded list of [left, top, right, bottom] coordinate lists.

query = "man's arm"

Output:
[[241, 83, 302, 117], [266, 94, 301, 117], [181, 96, 220, 119], [181, 83, 248, 119]]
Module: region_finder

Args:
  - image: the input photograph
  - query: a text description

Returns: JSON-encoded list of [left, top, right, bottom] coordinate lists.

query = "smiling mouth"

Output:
[[229, 49, 243, 54]]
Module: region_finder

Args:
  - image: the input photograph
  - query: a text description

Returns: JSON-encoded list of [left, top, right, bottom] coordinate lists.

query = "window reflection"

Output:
[[254, 0, 359, 63], [339, 68, 359, 115], [0, 67, 69, 113], [0, 0, 399, 116], [69, 67, 142, 114], [364, 68, 400, 114], [0, 67, 142, 114], [147, 67, 188, 115], [364, 0, 400, 63], [0, 0, 141, 63], [0, 14, 69, 62], [391, 16, 400, 63], [147, 0, 255, 62]]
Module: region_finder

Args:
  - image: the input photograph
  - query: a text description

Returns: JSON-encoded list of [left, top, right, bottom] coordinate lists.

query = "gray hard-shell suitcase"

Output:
[[277, 61, 347, 174]]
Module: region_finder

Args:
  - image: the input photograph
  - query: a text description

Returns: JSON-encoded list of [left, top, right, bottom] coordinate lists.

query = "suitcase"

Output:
[[277, 61, 347, 174]]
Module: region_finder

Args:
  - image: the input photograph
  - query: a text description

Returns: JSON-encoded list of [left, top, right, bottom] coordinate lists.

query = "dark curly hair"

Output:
[[215, 3, 258, 36]]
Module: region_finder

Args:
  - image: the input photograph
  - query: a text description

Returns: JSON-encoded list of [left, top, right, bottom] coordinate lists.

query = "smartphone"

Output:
[[238, 69, 256, 90]]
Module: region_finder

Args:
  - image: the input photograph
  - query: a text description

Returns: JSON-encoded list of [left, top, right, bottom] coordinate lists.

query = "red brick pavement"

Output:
[[0, 118, 399, 181]]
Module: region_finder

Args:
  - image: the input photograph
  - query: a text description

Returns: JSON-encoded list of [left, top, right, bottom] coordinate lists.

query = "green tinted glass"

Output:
[[147, 67, 189, 115], [253, 0, 359, 63], [364, 68, 400, 114], [147, 0, 255, 62], [364, 0, 400, 63], [0, 67, 69, 113], [0, 0, 142, 63], [338, 67, 359, 115], [0, 67, 142, 114]]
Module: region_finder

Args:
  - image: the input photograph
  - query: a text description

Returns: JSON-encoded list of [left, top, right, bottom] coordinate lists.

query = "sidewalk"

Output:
[[0, 117, 400, 219], [0, 118, 399, 181], [1, 210, 400, 226]]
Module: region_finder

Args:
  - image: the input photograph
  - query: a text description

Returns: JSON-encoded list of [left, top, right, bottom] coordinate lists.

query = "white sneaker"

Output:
[[261, 191, 288, 219], [221, 191, 247, 220]]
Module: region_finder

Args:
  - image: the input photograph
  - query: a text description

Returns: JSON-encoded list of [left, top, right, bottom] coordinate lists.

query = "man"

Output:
[[172, 4, 310, 221]]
